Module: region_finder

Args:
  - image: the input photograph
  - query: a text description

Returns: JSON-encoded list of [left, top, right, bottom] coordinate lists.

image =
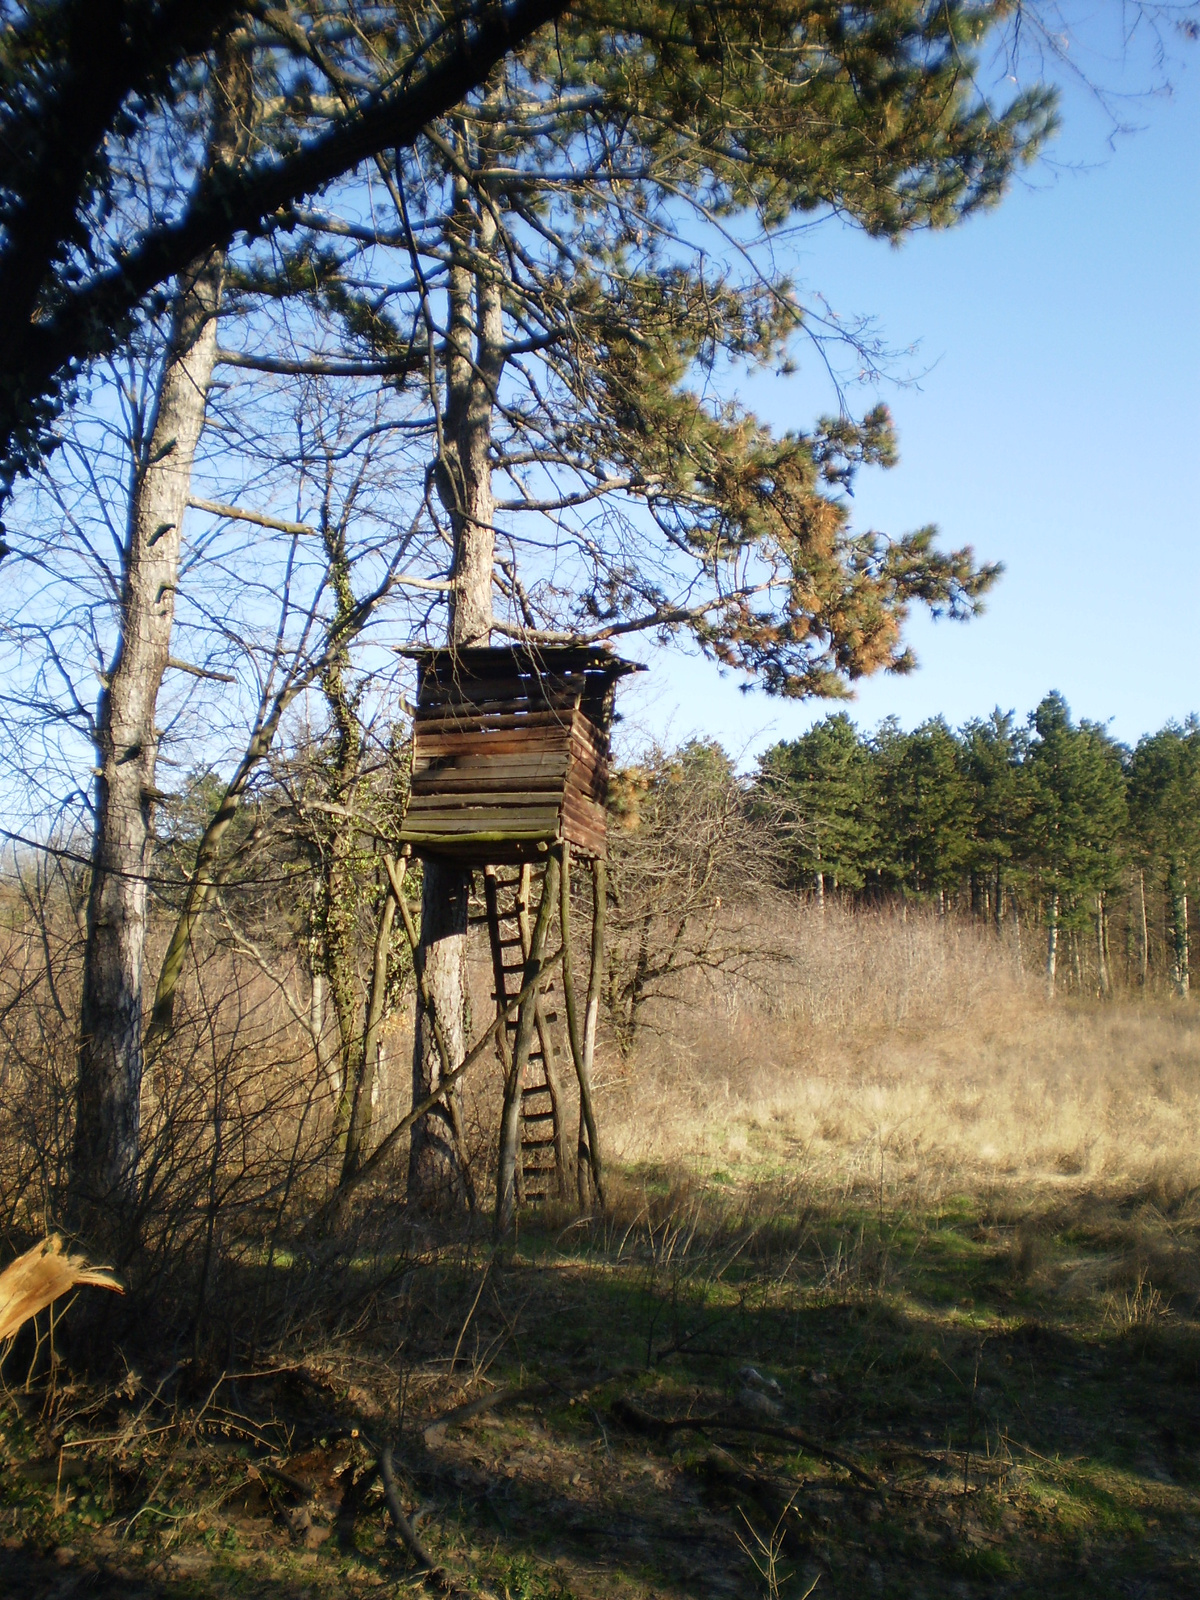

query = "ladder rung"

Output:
[[496, 935, 524, 948], [522, 1137, 557, 1150], [522, 1110, 556, 1123]]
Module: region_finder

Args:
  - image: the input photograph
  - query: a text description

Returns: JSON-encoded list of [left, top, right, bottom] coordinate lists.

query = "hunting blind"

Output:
[[394, 644, 642, 1228], [399, 644, 641, 864]]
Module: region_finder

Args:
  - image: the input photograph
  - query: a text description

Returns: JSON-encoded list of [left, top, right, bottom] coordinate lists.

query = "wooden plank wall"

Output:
[[400, 662, 612, 863]]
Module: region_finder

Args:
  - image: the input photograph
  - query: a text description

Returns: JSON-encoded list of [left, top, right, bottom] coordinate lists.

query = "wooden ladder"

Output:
[[482, 864, 569, 1205]]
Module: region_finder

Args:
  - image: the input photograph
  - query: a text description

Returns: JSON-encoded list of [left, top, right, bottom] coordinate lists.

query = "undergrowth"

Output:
[[2, 1165, 1198, 1599]]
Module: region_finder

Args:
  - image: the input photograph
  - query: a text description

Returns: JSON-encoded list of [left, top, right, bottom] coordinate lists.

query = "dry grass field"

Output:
[[2, 903, 1200, 1599]]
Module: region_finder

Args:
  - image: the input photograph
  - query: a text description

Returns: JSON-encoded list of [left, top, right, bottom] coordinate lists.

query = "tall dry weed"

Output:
[[600, 900, 1200, 1204]]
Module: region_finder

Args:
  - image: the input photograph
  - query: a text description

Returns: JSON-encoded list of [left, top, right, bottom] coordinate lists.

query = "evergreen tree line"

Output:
[[754, 692, 1200, 997]]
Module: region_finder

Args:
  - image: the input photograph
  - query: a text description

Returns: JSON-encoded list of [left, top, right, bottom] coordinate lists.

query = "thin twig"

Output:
[[610, 1398, 880, 1491]]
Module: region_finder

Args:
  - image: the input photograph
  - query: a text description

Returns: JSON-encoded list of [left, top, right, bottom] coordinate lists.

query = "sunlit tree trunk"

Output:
[[1136, 868, 1149, 988], [1045, 892, 1059, 1000], [1168, 862, 1190, 997], [408, 154, 502, 1208], [1095, 892, 1110, 997], [71, 46, 250, 1231]]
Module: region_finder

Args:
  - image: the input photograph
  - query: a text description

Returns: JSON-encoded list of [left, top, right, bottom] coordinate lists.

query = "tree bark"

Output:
[[342, 884, 396, 1184], [408, 139, 504, 1211], [1137, 868, 1149, 989], [1095, 892, 1110, 998], [1169, 862, 1190, 998], [407, 859, 472, 1209], [71, 46, 250, 1229], [1045, 892, 1059, 1000]]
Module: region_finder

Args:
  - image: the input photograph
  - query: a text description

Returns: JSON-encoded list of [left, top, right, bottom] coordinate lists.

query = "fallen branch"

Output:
[[380, 1445, 442, 1577], [610, 1397, 880, 1491], [423, 1365, 635, 1442], [423, 1382, 556, 1444]]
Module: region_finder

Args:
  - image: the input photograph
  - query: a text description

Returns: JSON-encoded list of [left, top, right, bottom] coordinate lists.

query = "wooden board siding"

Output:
[[397, 645, 642, 864]]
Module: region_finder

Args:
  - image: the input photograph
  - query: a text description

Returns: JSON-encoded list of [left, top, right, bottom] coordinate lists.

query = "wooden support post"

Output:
[[385, 854, 476, 1212], [495, 852, 559, 1236], [559, 847, 605, 1210]]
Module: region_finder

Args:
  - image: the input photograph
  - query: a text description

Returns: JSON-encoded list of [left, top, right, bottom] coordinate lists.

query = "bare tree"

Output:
[[72, 43, 254, 1231], [0, 0, 573, 499], [604, 742, 786, 1053]]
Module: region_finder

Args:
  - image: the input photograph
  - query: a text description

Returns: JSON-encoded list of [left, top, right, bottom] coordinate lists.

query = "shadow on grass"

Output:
[[3, 1175, 1200, 1598]]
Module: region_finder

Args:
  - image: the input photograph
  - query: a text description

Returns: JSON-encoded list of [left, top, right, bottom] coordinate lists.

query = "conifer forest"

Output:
[[0, 3, 1197, 1598]]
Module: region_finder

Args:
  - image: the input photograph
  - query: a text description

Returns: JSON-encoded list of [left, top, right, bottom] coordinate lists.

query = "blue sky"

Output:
[[621, 33, 1200, 766]]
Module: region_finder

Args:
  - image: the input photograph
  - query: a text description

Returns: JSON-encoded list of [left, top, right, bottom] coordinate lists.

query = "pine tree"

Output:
[[1128, 719, 1200, 996], [872, 718, 974, 905], [265, 0, 1051, 1208], [962, 708, 1030, 929], [1020, 693, 1127, 996], [757, 715, 876, 900]]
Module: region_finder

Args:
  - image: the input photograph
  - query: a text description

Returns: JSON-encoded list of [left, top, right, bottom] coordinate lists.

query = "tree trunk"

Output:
[[994, 861, 1003, 935], [1169, 862, 1190, 998], [308, 961, 340, 1096], [1095, 892, 1110, 998], [71, 45, 250, 1230], [408, 148, 504, 1211], [1045, 893, 1059, 999], [407, 859, 472, 1209], [315, 517, 365, 1137], [1137, 868, 1149, 989], [342, 884, 396, 1183], [146, 681, 292, 1053]]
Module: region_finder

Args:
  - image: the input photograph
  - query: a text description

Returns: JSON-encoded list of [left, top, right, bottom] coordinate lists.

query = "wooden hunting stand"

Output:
[[397, 644, 642, 1229]]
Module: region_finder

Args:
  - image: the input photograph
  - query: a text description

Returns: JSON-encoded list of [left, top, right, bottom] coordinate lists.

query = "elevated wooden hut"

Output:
[[399, 644, 642, 865]]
